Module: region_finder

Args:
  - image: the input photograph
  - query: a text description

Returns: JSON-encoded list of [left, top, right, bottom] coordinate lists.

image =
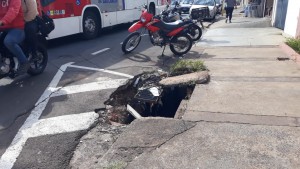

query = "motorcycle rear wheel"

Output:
[[122, 32, 141, 54], [27, 43, 48, 76], [188, 24, 202, 41], [170, 34, 193, 56]]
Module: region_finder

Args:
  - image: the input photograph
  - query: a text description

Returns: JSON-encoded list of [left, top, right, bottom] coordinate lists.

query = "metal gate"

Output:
[[274, 0, 289, 30]]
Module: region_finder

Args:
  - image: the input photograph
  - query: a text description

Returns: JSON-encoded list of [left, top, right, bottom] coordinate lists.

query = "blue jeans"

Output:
[[244, 5, 250, 17], [4, 29, 27, 64]]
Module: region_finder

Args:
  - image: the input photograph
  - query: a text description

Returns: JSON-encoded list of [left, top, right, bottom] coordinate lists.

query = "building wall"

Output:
[[297, 10, 300, 38], [271, 0, 277, 25], [284, 0, 300, 38]]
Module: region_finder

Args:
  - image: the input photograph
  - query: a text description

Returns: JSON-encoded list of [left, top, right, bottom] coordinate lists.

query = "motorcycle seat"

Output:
[[161, 20, 185, 30]]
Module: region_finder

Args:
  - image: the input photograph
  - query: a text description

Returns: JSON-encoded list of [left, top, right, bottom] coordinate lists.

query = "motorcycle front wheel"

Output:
[[170, 34, 193, 56], [122, 32, 142, 54], [27, 43, 48, 76], [188, 24, 202, 41]]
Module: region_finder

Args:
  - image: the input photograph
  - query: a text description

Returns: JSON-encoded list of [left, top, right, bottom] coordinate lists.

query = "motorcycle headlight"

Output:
[[140, 17, 146, 23]]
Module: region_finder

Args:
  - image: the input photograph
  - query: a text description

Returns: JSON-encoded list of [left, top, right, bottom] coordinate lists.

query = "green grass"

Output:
[[170, 60, 207, 76], [286, 38, 300, 54]]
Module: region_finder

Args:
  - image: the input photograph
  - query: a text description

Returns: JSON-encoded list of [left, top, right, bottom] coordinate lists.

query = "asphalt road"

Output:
[[0, 21, 200, 168]]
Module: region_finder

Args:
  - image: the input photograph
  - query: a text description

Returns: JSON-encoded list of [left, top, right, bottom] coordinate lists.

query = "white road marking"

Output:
[[91, 48, 110, 55], [51, 79, 127, 97], [37, 62, 74, 103], [0, 63, 132, 169], [29, 112, 99, 137], [68, 65, 134, 78], [0, 62, 73, 169]]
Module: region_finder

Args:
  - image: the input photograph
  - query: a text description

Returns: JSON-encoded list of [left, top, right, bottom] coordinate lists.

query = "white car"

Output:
[[170, 0, 181, 8], [189, 0, 217, 20], [180, 0, 194, 14]]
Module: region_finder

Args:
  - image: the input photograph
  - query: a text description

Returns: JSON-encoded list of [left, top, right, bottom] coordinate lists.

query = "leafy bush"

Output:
[[286, 38, 300, 54], [170, 60, 207, 76]]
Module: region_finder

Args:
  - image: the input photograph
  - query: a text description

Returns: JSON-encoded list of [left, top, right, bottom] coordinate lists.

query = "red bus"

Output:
[[37, 0, 169, 39]]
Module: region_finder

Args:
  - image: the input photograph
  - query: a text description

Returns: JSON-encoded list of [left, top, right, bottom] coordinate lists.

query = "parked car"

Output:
[[189, 0, 217, 20], [180, 0, 194, 14], [170, 0, 181, 8], [215, 0, 223, 14]]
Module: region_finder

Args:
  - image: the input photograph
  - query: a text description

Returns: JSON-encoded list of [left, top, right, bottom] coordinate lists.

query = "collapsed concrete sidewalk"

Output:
[[70, 13, 300, 169]]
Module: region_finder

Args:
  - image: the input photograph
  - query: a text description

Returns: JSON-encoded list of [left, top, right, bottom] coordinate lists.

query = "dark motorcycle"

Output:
[[122, 5, 193, 56], [0, 32, 48, 79], [161, 2, 202, 41]]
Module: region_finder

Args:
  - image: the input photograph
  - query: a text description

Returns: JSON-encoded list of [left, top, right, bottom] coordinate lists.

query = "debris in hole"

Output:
[[135, 86, 162, 102], [277, 57, 290, 61], [127, 104, 143, 119], [104, 70, 209, 125]]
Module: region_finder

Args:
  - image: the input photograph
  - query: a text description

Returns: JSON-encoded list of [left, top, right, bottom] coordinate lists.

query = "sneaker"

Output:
[[225, 19, 228, 23], [17, 62, 30, 74], [229, 20, 232, 23]]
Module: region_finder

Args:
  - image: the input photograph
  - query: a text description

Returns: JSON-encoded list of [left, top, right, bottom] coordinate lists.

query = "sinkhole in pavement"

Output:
[[104, 72, 195, 124]]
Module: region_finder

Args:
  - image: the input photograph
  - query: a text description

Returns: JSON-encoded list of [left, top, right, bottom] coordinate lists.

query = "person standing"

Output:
[[0, 0, 29, 74], [22, 0, 39, 58], [225, 0, 236, 23]]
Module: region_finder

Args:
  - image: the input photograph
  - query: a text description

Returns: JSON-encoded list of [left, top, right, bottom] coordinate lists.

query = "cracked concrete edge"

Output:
[[97, 117, 196, 168], [156, 120, 196, 148], [174, 99, 188, 119], [183, 110, 300, 127], [69, 116, 127, 169], [124, 120, 197, 169]]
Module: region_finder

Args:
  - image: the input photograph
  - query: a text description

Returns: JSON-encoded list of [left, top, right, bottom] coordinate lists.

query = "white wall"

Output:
[[284, 0, 300, 38]]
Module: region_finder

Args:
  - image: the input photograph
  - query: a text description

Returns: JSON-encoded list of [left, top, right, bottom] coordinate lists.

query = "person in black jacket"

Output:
[[225, 0, 236, 23]]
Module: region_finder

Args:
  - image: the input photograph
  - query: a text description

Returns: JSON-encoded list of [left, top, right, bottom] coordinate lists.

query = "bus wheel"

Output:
[[82, 11, 100, 39]]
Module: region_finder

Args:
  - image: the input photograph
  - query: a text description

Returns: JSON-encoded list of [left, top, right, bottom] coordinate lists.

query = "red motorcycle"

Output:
[[121, 6, 193, 56]]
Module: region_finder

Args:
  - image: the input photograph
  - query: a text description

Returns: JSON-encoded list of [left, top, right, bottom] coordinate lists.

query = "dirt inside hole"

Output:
[[104, 72, 195, 124]]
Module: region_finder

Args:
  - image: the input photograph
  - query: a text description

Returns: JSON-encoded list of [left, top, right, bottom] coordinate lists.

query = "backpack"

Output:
[[37, 11, 55, 37], [23, 0, 55, 37]]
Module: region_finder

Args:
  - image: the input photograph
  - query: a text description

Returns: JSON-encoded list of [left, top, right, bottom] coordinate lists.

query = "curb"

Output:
[[279, 43, 300, 64]]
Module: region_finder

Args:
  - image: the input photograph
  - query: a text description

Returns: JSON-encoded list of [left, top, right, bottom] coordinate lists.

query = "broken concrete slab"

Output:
[[159, 71, 209, 86], [126, 122, 300, 169], [95, 118, 196, 168]]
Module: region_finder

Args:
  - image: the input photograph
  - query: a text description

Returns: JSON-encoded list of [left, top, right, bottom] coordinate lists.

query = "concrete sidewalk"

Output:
[[70, 14, 300, 169]]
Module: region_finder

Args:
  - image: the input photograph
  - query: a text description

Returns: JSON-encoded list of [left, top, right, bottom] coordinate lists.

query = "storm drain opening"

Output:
[[104, 72, 198, 124], [134, 84, 195, 118]]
